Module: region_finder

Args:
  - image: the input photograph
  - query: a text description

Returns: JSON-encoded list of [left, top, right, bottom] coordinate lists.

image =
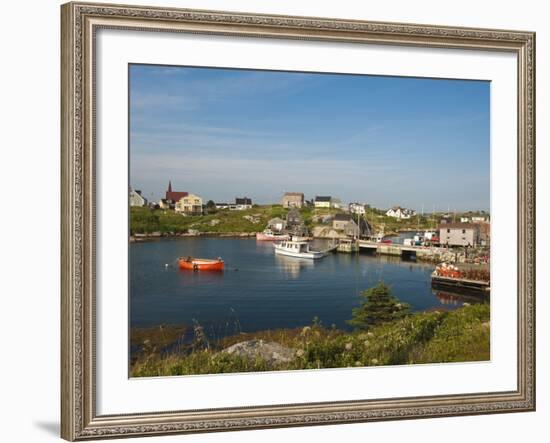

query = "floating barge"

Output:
[[431, 273, 490, 293], [431, 263, 490, 294]]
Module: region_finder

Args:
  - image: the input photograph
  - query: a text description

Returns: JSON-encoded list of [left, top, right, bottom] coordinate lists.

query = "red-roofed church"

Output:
[[165, 181, 188, 203]]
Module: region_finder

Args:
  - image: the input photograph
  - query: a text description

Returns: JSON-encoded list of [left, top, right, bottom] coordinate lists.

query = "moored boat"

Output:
[[178, 256, 224, 271], [256, 229, 290, 241], [273, 239, 326, 260]]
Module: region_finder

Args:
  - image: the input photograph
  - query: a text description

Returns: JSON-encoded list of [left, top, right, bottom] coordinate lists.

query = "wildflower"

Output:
[[296, 349, 305, 357], [363, 340, 370, 347], [370, 358, 379, 365], [355, 361, 362, 367], [301, 326, 311, 336], [345, 342, 353, 351]]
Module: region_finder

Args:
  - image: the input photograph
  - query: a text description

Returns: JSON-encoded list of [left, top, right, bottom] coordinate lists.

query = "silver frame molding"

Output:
[[61, 2, 536, 440]]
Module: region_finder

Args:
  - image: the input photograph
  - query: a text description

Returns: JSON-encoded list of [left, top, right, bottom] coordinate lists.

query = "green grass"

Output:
[[130, 205, 289, 235], [130, 205, 452, 236], [131, 303, 490, 377]]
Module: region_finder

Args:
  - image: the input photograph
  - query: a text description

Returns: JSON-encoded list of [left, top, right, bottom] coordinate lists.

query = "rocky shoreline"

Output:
[[130, 231, 257, 242]]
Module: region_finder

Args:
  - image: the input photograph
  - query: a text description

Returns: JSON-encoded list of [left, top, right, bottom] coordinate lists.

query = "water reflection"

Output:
[[433, 290, 489, 306], [274, 254, 315, 278]]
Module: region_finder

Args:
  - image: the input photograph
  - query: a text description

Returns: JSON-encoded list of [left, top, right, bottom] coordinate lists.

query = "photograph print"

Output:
[[128, 64, 491, 377]]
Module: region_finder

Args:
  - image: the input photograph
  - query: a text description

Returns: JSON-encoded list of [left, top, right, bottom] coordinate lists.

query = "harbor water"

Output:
[[130, 237, 485, 339]]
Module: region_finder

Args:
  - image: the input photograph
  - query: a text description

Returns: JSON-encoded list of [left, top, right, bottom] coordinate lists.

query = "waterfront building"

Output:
[[281, 192, 305, 208], [215, 202, 230, 210], [129, 189, 147, 207], [332, 213, 372, 238], [175, 194, 203, 215], [314, 196, 332, 208], [267, 217, 286, 232], [438, 223, 481, 247], [477, 222, 491, 246], [386, 206, 416, 219]]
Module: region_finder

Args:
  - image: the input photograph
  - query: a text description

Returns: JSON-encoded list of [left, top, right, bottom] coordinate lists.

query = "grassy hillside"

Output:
[[131, 205, 444, 236], [130, 205, 288, 234], [131, 303, 490, 377]]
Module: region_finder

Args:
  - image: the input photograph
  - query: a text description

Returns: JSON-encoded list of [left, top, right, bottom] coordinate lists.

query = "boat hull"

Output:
[[178, 258, 224, 271], [256, 232, 290, 241], [274, 246, 325, 260]]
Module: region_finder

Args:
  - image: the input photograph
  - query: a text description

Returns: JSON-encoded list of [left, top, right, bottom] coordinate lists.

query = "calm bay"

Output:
[[130, 237, 480, 339]]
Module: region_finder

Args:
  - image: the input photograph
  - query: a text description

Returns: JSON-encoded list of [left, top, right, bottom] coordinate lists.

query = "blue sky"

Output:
[[130, 64, 490, 211]]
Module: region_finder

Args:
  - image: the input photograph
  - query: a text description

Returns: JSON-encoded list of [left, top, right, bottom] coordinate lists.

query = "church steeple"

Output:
[[168, 180, 172, 193]]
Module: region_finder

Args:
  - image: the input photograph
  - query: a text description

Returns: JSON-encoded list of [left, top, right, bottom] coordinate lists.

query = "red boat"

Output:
[[178, 257, 224, 271]]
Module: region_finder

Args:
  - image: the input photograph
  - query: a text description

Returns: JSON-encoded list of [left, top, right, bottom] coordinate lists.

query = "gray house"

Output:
[[332, 214, 372, 238], [438, 223, 480, 247], [281, 192, 305, 208], [267, 217, 286, 232], [129, 189, 147, 207]]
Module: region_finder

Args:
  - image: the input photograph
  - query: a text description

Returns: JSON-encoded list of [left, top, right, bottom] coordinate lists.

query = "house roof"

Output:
[[333, 214, 372, 233], [165, 181, 188, 203], [166, 191, 188, 202], [283, 192, 304, 197], [438, 223, 480, 230], [236, 197, 252, 205], [315, 196, 331, 202]]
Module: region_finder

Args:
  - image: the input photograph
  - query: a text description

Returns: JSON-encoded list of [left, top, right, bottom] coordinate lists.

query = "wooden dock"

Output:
[[357, 240, 446, 260], [431, 273, 490, 293]]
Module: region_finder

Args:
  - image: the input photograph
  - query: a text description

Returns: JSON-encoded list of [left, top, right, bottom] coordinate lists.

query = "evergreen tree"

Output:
[[348, 282, 411, 330], [205, 200, 217, 214]]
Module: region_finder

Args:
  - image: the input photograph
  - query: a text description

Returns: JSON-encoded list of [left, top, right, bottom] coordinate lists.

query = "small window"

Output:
[[462, 229, 466, 234]]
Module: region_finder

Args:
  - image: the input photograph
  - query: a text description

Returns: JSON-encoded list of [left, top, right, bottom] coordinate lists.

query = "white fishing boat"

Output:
[[273, 238, 326, 260]]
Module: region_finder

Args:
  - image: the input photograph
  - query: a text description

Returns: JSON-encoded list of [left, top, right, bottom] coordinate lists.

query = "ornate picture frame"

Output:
[[61, 2, 535, 440]]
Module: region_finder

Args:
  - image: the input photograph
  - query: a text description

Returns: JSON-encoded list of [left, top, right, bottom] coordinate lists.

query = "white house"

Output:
[[267, 217, 286, 232], [175, 193, 203, 215], [349, 202, 367, 215], [438, 223, 481, 247], [314, 196, 332, 208], [472, 216, 488, 223], [129, 189, 147, 207], [230, 197, 252, 210], [386, 206, 416, 219]]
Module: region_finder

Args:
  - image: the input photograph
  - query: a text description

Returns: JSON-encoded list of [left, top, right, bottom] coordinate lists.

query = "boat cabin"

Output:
[[279, 240, 309, 253]]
